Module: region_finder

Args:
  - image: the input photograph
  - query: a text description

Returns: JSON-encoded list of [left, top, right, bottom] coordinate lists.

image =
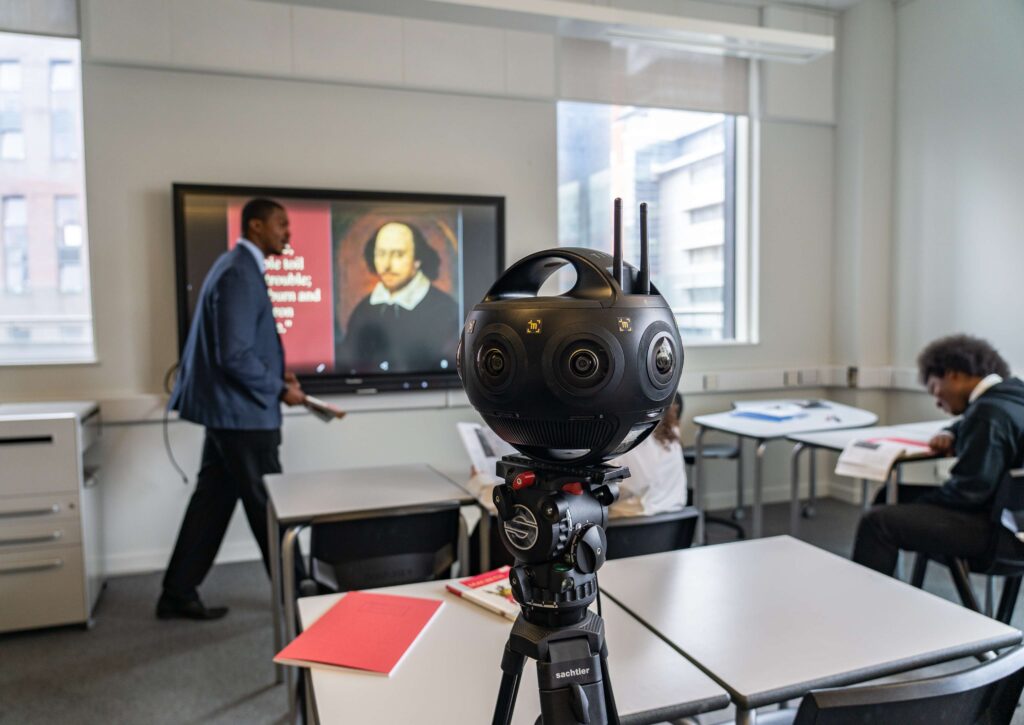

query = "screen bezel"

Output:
[[172, 182, 505, 395]]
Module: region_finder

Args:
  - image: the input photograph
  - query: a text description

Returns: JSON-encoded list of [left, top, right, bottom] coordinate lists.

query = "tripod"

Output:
[[488, 456, 625, 725]]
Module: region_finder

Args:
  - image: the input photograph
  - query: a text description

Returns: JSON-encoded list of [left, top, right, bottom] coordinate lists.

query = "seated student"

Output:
[[852, 334, 1024, 576], [466, 393, 687, 567], [606, 391, 688, 518]]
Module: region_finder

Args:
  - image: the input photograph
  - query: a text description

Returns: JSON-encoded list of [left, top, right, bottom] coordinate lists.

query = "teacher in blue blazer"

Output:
[[158, 198, 306, 620]]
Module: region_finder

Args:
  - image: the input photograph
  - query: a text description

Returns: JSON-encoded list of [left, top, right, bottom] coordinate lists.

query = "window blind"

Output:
[[0, 0, 78, 39], [559, 37, 749, 115]]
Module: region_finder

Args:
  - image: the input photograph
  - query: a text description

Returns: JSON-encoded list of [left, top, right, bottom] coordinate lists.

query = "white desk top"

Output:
[[265, 464, 474, 524], [786, 419, 952, 453], [598, 536, 1021, 709], [0, 401, 98, 422], [693, 399, 878, 440], [298, 580, 729, 724]]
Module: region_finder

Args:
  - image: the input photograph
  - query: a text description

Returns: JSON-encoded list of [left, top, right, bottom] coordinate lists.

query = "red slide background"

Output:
[[228, 199, 334, 371]]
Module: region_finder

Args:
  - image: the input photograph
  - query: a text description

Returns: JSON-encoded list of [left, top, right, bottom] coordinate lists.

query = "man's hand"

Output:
[[929, 431, 955, 456], [281, 372, 306, 407]]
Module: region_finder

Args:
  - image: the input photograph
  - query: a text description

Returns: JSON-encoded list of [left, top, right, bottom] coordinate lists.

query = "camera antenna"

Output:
[[638, 202, 650, 294], [612, 197, 624, 290]]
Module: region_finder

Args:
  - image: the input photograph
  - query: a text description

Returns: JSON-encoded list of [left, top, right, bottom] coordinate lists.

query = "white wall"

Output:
[[2, 0, 842, 573], [891, 0, 1024, 371]]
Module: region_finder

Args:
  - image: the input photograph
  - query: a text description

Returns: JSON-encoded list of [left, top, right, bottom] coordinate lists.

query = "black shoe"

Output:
[[156, 594, 229, 621]]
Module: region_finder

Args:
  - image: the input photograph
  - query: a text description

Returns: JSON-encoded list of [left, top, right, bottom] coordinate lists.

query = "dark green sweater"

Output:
[[932, 377, 1024, 512]]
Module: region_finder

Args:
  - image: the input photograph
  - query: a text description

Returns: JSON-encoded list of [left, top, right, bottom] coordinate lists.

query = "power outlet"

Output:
[[784, 371, 800, 386], [703, 374, 719, 391]]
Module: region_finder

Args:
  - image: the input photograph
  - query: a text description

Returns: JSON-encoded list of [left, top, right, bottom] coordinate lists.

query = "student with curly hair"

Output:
[[852, 334, 1024, 575]]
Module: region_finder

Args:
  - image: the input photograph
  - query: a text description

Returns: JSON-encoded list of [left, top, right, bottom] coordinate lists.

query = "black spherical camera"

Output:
[[459, 247, 682, 468], [461, 200, 684, 725]]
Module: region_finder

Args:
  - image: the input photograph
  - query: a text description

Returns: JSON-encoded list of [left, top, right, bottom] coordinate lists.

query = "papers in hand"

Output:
[[457, 421, 516, 477], [835, 437, 933, 481], [304, 395, 346, 422]]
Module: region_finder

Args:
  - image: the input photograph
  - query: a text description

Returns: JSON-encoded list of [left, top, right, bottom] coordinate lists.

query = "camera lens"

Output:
[[483, 347, 506, 377], [568, 348, 599, 379], [654, 339, 674, 375]]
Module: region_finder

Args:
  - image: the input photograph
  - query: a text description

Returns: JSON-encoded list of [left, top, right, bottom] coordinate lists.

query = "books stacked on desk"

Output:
[[446, 566, 519, 621], [274, 591, 443, 676]]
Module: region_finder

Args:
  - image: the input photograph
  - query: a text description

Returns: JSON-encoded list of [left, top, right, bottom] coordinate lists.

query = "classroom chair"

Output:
[[910, 469, 1024, 624], [605, 507, 698, 558], [712, 644, 1024, 725], [303, 504, 463, 593]]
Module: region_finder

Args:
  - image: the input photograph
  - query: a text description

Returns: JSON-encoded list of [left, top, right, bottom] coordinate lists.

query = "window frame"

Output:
[[555, 101, 754, 346]]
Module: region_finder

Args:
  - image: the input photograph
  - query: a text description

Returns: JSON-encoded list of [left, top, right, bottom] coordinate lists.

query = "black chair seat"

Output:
[[727, 646, 1024, 724], [682, 443, 740, 465]]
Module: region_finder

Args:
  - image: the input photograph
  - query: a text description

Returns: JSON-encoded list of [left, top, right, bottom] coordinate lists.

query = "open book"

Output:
[[835, 436, 934, 482]]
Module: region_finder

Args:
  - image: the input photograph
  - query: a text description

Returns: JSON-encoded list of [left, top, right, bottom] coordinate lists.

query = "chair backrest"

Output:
[[792, 645, 1024, 725], [977, 468, 1024, 571], [309, 504, 461, 592], [605, 507, 698, 559]]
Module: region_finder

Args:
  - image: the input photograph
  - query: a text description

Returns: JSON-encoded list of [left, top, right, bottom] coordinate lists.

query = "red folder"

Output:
[[274, 591, 444, 676]]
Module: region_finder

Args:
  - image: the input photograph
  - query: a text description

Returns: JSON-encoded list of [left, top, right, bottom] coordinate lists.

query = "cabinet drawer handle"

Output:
[[0, 558, 63, 575], [0, 504, 61, 519], [0, 435, 53, 446], [0, 531, 63, 547]]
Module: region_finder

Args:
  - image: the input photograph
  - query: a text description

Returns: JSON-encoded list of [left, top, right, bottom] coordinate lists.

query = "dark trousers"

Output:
[[852, 495, 994, 577], [162, 428, 283, 600]]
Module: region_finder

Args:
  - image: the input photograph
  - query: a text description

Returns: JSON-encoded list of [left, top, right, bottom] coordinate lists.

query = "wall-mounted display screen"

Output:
[[173, 184, 504, 394]]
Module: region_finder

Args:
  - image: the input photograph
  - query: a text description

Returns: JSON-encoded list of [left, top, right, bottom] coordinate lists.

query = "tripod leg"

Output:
[[493, 641, 527, 725], [600, 648, 621, 725]]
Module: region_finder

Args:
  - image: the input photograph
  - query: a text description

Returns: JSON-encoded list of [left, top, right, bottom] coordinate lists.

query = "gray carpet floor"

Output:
[[1, 498, 1022, 724]]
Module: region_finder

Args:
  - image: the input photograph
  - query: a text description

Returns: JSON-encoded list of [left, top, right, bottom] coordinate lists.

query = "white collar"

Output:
[[236, 237, 266, 274], [368, 270, 431, 311], [970, 373, 1004, 403]]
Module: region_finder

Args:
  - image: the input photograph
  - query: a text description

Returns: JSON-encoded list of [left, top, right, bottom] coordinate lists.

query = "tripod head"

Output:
[[492, 455, 627, 628]]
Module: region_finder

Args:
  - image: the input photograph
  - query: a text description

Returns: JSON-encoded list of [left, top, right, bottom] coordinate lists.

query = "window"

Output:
[[3, 196, 28, 293], [49, 60, 74, 91], [55, 195, 83, 293], [0, 60, 20, 91], [50, 60, 77, 160], [0, 59, 22, 160], [557, 102, 748, 343], [0, 33, 94, 364]]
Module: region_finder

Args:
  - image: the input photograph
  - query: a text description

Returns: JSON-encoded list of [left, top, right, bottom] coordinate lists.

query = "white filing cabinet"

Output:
[[0, 401, 102, 633]]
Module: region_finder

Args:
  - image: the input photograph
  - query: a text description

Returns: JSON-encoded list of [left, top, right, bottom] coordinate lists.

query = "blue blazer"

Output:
[[170, 245, 284, 430]]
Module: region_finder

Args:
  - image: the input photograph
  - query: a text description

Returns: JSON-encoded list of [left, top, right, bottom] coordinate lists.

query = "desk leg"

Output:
[[734, 437, 746, 521], [694, 426, 706, 546], [457, 513, 469, 577], [886, 467, 898, 505], [789, 443, 805, 536], [804, 448, 818, 518], [861, 479, 871, 512], [480, 508, 492, 572], [282, 525, 302, 723], [753, 440, 767, 539], [268, 503, 283, 685], [737, 706, 758, 725]]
